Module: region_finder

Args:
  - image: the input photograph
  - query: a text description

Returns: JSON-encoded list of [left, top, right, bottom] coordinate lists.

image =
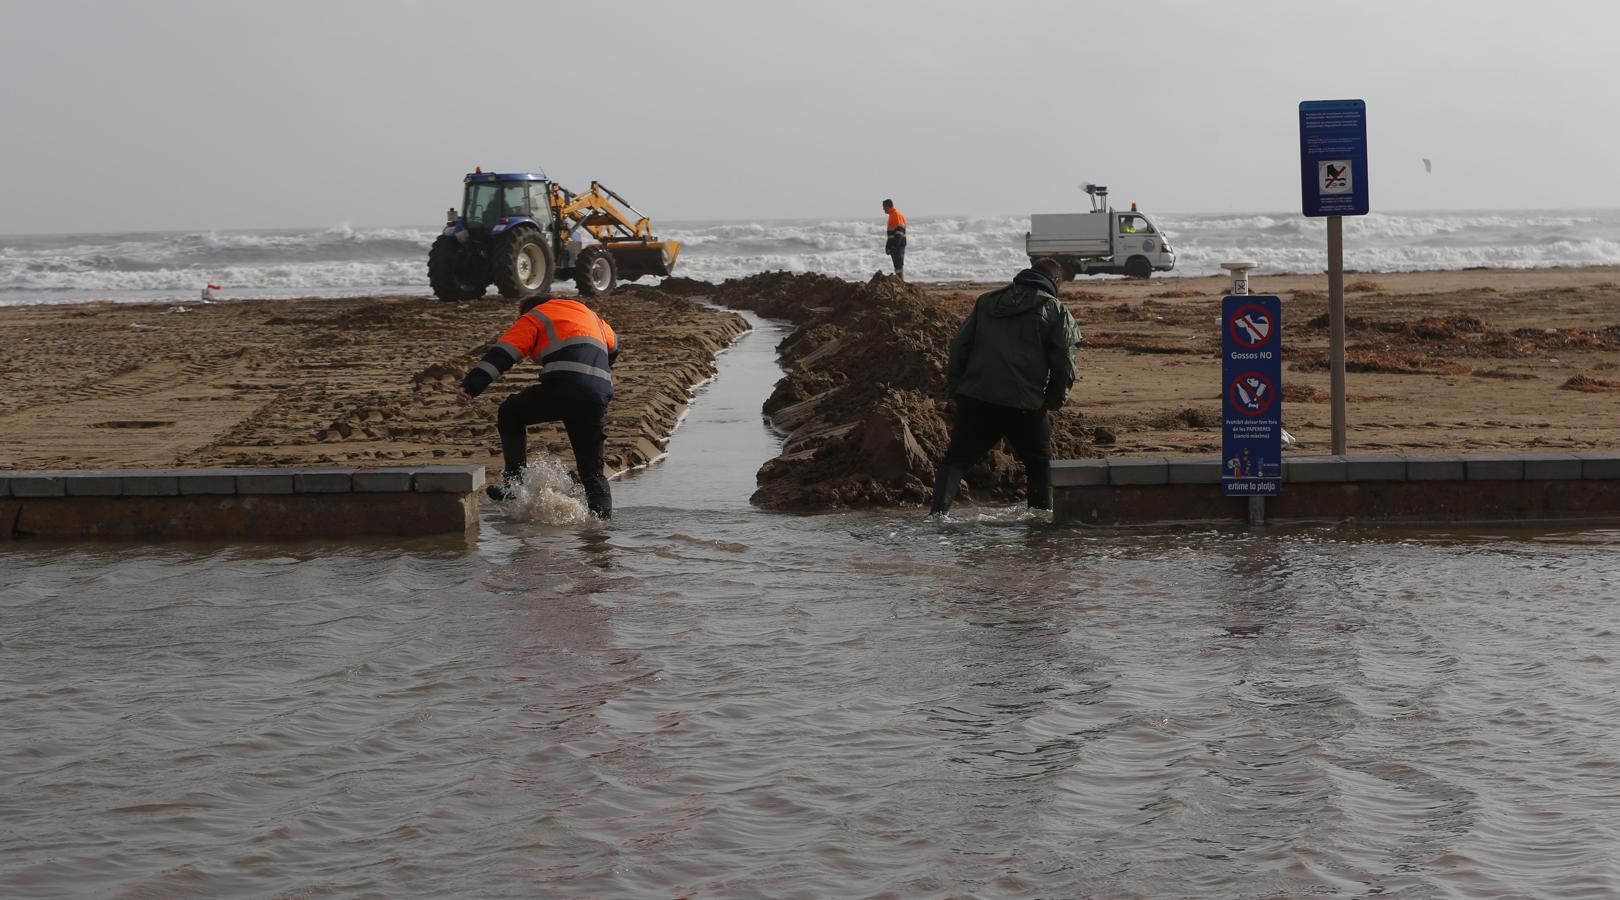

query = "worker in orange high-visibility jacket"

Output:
[[457, 295, 619, 517], [882, 198, 907, 281]]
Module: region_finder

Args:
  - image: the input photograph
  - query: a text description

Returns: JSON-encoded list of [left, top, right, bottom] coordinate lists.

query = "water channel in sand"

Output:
[[3, 309, 1620, 898]]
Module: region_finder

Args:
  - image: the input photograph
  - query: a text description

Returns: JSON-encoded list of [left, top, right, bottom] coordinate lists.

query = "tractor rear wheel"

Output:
[[427, 235, 489, 301], [574, 247, 618, 297], [493, 228, 554, 299]]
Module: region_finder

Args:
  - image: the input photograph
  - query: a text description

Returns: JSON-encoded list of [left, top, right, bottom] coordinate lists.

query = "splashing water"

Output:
[[495, 456, 591, 525]]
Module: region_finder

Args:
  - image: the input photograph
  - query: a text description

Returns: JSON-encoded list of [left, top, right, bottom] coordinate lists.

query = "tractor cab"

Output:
[[452, 172, 552, 236], [429, 165, 681, 302]]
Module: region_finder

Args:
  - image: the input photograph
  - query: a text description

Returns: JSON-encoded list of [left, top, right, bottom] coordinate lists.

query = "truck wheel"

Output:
[[493, 228, 554, 299], [1125, 257, 1153, 279], [574, 247, 618, 297], [428, 235, 489, 301]]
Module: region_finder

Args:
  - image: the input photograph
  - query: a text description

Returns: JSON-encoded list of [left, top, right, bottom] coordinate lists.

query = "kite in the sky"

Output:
[[1422, 158, 1433, 173]]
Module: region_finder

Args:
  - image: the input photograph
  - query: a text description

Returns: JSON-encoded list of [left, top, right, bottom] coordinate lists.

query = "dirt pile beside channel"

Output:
[[708, 272, 1095, 510]]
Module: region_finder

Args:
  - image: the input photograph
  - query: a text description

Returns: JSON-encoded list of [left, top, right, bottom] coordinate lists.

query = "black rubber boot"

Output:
[[929, 466, 964, 515], [486, 469, 523, 502], [1026, 463, 1052, 511]]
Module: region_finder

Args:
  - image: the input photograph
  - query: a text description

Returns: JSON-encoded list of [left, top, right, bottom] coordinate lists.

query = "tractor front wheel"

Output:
[[493, 228, 554, 299], [574, 247, 618, 297], [1124, 257, 1153, 279], [427, 235, 489, 301]]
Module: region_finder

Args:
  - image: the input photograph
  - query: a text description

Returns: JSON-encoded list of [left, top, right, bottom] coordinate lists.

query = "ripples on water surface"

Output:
[[5, 318, 1620, 897], [5, 519, 1619, 898]]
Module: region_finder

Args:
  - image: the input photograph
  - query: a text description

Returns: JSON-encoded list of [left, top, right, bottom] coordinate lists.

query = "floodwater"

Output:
[[4, 316, 1620, 899]]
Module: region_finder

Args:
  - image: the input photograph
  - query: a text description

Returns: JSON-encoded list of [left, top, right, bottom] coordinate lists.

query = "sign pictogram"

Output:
[[1228, 371, 1277, 417], [1228, 303, 1274, 348], [1319, 160, 1352, 194]]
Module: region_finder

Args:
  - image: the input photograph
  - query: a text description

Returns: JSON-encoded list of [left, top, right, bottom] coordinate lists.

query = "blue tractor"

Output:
[[428, 169, 681, 302]]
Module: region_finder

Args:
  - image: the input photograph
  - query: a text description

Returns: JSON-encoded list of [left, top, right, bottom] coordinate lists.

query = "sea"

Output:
[[2, 208, 1619, 306], [5, 313, 1620, 898]]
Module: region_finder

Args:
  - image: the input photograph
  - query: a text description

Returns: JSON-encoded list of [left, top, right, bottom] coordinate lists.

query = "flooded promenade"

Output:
[[4, 315, 1619, 898]]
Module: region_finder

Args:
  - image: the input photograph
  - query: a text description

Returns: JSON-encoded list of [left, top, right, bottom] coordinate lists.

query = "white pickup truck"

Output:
[[1024, 185, 1176, 279]]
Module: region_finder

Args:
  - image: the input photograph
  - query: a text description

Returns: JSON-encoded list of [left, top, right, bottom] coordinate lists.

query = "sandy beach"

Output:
[[3, 266, 1617, 509], [0, 288, 747, 478]]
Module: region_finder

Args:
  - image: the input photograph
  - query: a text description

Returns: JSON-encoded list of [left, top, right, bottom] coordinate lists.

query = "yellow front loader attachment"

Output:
[[549, 181, 681, 280]]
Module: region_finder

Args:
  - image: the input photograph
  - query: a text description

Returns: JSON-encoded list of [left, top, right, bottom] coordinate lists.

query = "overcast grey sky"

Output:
[[2, 0, 1616, 233]]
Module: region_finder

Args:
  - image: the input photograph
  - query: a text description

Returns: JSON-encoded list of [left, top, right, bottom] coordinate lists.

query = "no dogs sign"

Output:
[[1222, 295, 1283, 496]]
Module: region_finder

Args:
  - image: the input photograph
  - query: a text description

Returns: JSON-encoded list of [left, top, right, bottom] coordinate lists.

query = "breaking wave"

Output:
[[2, 209, 1617, 305]]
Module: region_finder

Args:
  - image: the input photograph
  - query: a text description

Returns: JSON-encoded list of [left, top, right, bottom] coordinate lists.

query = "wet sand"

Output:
[[0, 288, 747, 478], [3, 267, 1618, 511]]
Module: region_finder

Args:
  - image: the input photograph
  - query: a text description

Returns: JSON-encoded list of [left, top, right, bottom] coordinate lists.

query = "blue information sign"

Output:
[[1222, 295, 1283, 496], [1299, 99, 1369, 217]]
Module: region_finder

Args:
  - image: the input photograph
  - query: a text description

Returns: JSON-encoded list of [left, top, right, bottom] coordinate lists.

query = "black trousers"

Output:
[[933, 394, 1052, 511], [887, 241, 906, 272], [497, 384, 611, 516]]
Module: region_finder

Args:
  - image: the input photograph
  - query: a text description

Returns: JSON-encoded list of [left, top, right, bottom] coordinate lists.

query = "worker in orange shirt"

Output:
[[882, 198, 907, 281], [457, 295, 619, 518]]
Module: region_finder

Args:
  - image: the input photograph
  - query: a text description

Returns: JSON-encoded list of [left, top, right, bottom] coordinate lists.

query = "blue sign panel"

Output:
[[1299, 99, 1369, 217], [1222, 295, 1283, 496]]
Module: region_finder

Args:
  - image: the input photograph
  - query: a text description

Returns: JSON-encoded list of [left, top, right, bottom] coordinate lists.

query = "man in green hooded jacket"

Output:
[[929, 257, 1080, 515]]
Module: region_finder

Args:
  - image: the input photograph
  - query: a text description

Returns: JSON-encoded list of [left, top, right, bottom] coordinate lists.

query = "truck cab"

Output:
[[1024, 185, 1176, 279]]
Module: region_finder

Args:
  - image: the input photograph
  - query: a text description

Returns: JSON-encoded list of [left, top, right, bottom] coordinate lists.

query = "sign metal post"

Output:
[[1327, 217, 1346, 453], [1299, 99, 1368, 456]]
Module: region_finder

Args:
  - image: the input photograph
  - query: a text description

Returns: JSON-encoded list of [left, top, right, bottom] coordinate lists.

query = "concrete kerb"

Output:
[[1523, 453, 1582, 481], [1576, 452, 1620, 480], [293, 469, 356, 493], [1464, 454, 1525, 481], [1284, 455, 1347, 483], [1165, 456, 1222, 484], [1344, 454, 1407, 482], [1051, 450, 1620, 527], [1108, 457, 1170, 486], [1406, 455, 1466, 481], [1, 465, 486, 540], [121, 471, 183, 496], [414, 465, 486, 493], [8, 472, 70, 498], [179, 470, 248, 495], [63, 470, 126, 497], [236, 471, 296, 495], [352, 468, 417, 493], [1050, 459, 1108, 487]]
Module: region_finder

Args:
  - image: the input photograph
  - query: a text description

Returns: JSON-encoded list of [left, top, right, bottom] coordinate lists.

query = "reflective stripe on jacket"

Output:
[[460, 298, 618, 401]]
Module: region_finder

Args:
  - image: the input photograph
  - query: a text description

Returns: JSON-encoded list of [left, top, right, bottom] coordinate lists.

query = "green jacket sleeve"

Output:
[[1043, 303, 1080, 409], [945, 306, 977, 396]]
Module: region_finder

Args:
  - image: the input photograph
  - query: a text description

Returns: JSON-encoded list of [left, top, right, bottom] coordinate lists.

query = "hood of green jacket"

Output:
[[988, 282, 1054, 317]]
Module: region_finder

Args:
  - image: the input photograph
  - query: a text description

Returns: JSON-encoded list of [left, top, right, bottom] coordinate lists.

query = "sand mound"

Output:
[[708, 272, 1095, 510]]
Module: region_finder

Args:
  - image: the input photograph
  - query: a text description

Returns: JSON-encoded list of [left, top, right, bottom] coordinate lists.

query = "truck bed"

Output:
[[1026, 213, 1111, 257]]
